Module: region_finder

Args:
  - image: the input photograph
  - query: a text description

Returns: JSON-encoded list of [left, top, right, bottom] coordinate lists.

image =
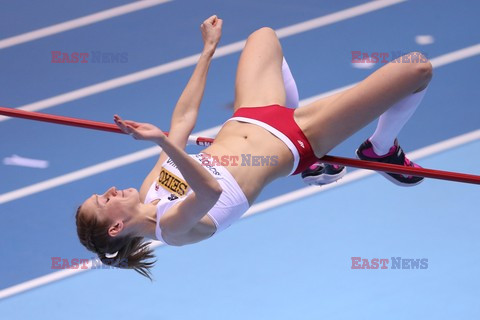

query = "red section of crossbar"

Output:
[[0, 106, 216, 146], [320, 155, 480, 185], [0, 106, 124, 134], [1, 106, 479, 185]]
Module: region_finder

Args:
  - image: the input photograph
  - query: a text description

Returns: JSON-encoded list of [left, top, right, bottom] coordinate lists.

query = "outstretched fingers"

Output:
[[113, 115, 137, 137], [114, 115, 166, 141]]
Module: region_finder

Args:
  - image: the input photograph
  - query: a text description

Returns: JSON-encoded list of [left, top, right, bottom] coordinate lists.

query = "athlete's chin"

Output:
[[126, 188, 140, 200]]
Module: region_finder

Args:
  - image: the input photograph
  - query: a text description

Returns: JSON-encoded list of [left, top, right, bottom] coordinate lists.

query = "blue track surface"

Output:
[[0, 0, 479, 318]]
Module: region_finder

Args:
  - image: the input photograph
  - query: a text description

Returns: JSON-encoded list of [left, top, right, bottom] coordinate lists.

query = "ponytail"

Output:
[[75, 206, 156, 280]]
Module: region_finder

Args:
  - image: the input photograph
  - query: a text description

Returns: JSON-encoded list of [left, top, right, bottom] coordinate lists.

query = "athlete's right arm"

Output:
[[114, 116, 222, 233]]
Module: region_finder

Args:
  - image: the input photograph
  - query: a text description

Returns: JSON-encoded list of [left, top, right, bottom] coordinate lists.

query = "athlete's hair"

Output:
[[75, 205, 156, 280]]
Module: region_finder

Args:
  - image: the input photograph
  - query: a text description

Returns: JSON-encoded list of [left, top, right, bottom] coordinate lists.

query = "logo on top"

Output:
[[155, 167, 189, 197]]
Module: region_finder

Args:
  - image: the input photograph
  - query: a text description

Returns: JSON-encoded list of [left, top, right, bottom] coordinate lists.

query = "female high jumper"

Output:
[[76, 15, 432, 279]]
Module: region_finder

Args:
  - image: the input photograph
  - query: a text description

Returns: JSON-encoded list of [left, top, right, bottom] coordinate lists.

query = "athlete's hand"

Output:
[[114, 115, 166, 142], [200, 15, 222, 51]]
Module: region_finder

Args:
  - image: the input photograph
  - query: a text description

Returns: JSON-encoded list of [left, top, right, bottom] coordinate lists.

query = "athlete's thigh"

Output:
[[295, 54, 432, 157], [233, 27, 286, 111]]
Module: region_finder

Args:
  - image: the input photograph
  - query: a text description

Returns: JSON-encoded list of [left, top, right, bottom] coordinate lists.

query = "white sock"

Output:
[[370, 88, 427, 155], [282, 57, 299, 108]]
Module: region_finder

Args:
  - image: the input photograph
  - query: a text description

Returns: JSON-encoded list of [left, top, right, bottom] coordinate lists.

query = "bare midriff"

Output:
[[171, 120, 294, 245], [201, 120, 294, 205]]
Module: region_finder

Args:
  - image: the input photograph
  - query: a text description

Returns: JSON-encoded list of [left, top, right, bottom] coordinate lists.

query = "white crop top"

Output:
[[144, 154, 249, 245]]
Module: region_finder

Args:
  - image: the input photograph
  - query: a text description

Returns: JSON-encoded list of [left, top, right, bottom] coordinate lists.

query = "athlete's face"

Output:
[[81, 187, 141, 223]]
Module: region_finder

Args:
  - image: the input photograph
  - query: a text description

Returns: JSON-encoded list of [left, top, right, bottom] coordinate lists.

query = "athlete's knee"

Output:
[[408, 51, 433, 82], [247, 27, 278, 42], [415, 52, 432, 80]]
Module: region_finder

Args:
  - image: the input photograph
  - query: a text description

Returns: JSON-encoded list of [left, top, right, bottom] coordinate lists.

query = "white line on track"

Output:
[[1, 43, 480, 205], [1, 0, 479, 300], [0, 0, 173, 50], [0, 0, 406, 123], [245, 129, 480, 218], [0, 125, 220, 204], [0, 128, 478, 300], [299, 43, 480, 105]]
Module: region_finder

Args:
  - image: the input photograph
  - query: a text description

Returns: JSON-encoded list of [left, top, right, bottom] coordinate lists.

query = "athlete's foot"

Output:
[[301, 161, 347, 186], [356, 139, 423, 186]]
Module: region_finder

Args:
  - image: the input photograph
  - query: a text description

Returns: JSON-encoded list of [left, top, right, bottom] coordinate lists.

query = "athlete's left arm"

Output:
[[130, 16, 222, 201], [168, 15, 223, 149]]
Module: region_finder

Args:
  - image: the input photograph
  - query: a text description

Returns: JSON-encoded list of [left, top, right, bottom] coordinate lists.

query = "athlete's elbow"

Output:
[[205, 184, 223, 202], [214, 186, 223, 199], [198, 185, 221, 206]]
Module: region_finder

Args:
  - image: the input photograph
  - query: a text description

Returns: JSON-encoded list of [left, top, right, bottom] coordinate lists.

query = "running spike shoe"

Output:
[[301, 161, 347, 186], [356, 139, 423, 186]]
